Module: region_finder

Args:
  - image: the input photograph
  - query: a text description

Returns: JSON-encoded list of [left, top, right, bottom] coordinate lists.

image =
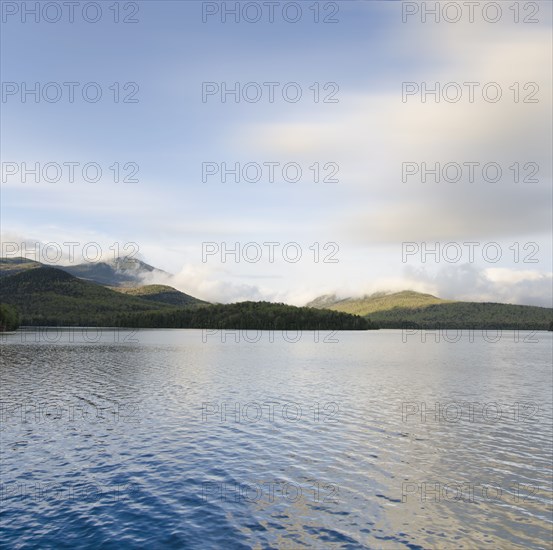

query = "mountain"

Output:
[[0, 267, 372, 330], [307, 290, 449, 316], [0, 267, 176, 325], [0, 256, 168, 287], [306, 294, 344, 309], [0, 257, 204, 305], [3, 259, 550, 330], [59, 257, 169, 287], [369, 301, 553, 330], [307, 290, 552, 330], [112, 284, 207, 306], [0, 257, 43, 278]]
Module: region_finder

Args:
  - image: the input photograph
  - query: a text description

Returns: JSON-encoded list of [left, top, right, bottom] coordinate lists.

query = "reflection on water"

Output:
[[1, 328, 552, 549]]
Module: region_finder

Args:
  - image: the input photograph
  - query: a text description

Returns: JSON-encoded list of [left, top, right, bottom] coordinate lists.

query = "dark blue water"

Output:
[[1, 328, 552, 549]]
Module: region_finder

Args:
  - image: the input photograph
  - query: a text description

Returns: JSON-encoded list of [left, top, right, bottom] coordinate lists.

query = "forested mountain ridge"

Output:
[[0, 267, 372, 330], [1, 258, 550, 330], [307, 290, 552, 330]]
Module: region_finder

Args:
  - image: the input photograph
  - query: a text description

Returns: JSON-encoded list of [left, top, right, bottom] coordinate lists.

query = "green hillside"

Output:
[[113, 284, 206, 306], [307, 290, 552, 330], [0, 257, 42, 278], [307, 290, 449, 316], [0, 267, 373, 330], [370, 301, 552, 330], [115, 301, 375, 330], [0, 267, 174, 326], [3, 265, 549, 330]]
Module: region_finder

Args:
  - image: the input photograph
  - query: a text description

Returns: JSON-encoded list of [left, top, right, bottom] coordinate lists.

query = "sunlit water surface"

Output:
[[1, 328, 552, 549]]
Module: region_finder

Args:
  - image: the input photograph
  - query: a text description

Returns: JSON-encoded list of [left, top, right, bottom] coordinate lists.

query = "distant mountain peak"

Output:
[[306, 289, 448, 315], [58, 257, 169, 287], [0, 256, 42, 266], [105, 256, 162, 274], [305, 293, 341, 308]]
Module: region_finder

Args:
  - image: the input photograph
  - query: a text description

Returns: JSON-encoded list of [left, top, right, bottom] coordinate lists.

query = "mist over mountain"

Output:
[[1, 256, 551, 329], [306, 290, 449, 315], [59, 257, 170, 287], [0, 266, 371, 330], [0, 266, 178, 326], [0, 256, 169, 287]]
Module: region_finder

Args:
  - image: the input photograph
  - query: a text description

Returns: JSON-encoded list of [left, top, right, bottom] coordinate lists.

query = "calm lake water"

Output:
[[1, 328, 552, 549]]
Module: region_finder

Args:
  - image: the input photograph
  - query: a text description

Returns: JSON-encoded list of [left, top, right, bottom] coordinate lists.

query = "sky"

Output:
[[1, 0, 552, 306]]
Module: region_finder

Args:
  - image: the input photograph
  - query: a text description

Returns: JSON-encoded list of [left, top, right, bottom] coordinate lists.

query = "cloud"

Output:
[[0, 231, 145, 265], [147, 260, 553, 309], [142, 263, 272, 304], [237, 24, 552, 244], [3, 231, 551, 308], [402, 264, 553, 307]]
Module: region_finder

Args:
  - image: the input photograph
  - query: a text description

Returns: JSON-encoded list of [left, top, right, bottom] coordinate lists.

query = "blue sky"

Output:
[[1, 0, 552, 305]]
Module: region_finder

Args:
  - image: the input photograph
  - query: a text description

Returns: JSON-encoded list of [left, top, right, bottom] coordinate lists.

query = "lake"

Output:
[[1, 328, 552, 549]]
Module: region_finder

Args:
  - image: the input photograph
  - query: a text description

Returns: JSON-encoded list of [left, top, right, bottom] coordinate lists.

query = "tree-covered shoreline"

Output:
[[114, 301, 375, 330], [0, 303, 20, 331]]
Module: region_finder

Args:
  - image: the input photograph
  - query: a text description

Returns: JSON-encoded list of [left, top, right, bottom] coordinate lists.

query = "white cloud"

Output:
[[402, 264, 553, 307], [238, 24, 552, 244]]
